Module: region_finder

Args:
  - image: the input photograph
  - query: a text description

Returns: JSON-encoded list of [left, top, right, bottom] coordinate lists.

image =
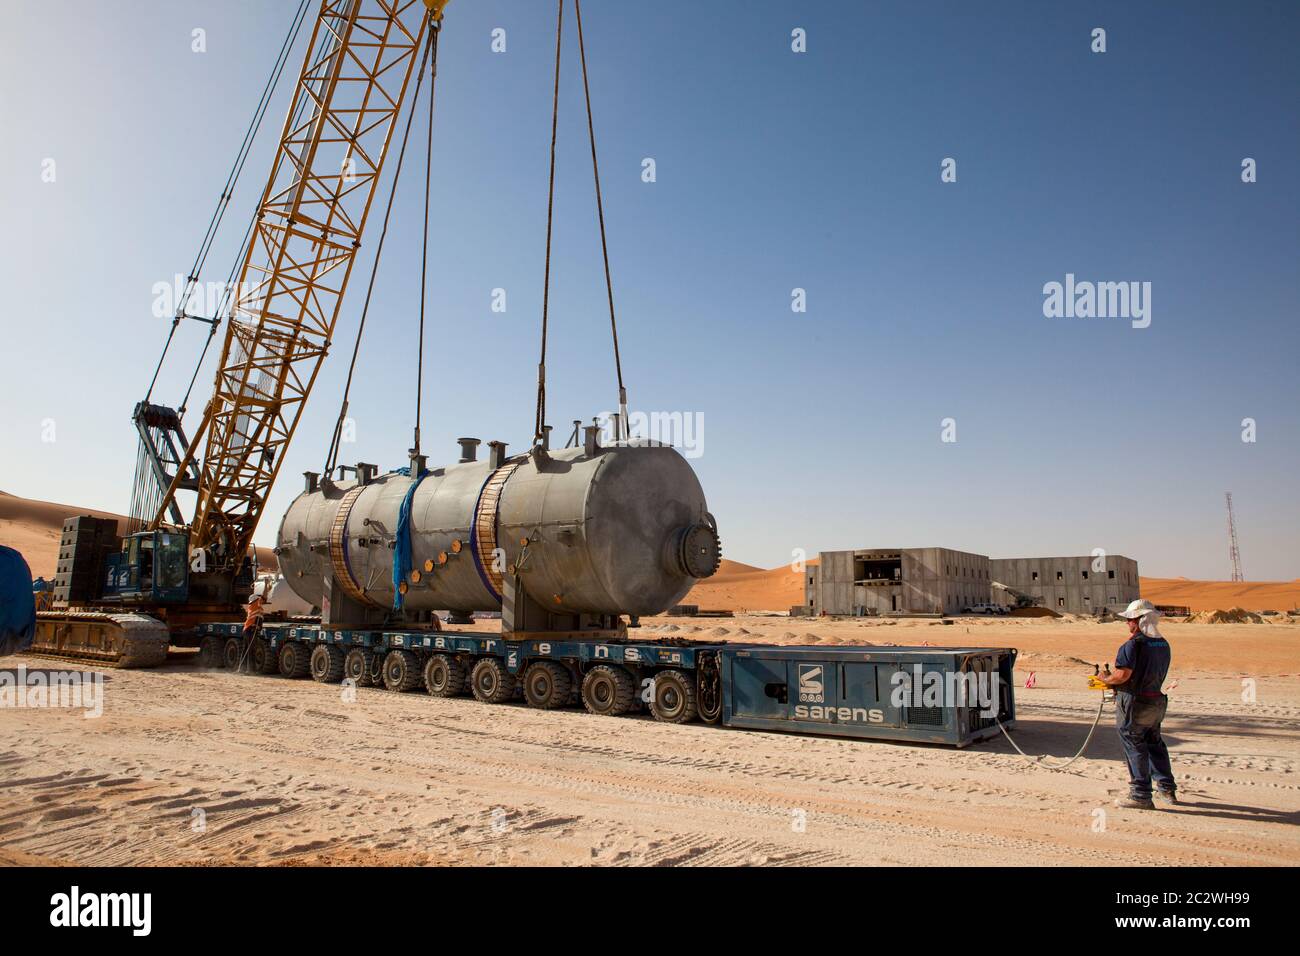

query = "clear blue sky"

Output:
[[1, 1, 1296, 581]]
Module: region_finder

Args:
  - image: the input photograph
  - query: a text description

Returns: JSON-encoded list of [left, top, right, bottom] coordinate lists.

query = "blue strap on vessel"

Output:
[[392, 469, 428, 611]]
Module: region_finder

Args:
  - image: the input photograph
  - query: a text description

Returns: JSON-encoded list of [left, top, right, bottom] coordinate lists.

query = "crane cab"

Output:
[[104, 530, 190, 604]]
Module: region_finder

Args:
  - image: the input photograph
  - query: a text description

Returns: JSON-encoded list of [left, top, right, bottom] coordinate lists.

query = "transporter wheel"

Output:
[[382, 650, 422, 692], [223, 637, 244, 671], [581, 665, 635, 717], [343, 648, 377, 687], [523, 662, 573, 710], [470, 658, 517, 704], [423, 654, 466, 697], [310, 644, 345, 683], [650, 669, 698, 724], [278, 641, 311, 679], [253, 639, 278, 675], [197, 635, 223, 669]]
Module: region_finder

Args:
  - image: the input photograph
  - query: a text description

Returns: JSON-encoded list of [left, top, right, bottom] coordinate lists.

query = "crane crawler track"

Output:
[[29, 611, 171, 669]]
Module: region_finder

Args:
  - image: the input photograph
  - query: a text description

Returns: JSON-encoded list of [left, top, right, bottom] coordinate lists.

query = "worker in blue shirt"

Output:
[[1102, 599, 1177, 809]]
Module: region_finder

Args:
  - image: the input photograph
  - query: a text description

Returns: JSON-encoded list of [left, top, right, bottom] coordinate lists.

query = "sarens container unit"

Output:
[[721, 645, 1017, 747]]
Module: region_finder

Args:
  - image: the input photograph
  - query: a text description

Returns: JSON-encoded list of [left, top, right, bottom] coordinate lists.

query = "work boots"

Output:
[[1115, 795, 1155, 810]]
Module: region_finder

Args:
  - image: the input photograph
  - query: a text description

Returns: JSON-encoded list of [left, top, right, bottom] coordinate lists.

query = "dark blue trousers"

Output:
[[1115, 692, 1175, 799]]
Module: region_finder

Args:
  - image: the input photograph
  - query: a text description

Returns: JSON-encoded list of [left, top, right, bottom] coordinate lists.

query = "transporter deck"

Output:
[[197, 621, 1016, 747]]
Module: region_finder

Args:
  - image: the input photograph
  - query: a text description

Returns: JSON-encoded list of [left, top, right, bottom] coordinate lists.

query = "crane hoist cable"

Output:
[[574, 0, 628, 439], [143, 0, 312, 406], [533, 0, 630, 445], [324, 17, 440, 478], [534, 0, 565, 446], [414, 12, 441, 460]]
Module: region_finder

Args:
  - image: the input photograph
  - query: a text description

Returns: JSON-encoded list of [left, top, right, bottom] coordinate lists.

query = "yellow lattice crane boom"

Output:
[[155, 0, 439, 570]]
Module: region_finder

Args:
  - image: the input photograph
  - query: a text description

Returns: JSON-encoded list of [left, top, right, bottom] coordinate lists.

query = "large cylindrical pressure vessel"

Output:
[[275, 441, 721, 617]]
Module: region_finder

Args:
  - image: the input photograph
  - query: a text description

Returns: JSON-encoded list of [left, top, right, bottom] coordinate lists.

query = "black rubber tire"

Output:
[[278, 641, 311, 678], [197, 635, 223, 669], [382, 650, 422, 692], [650, 669, 698, 724], [470, 657, 517, 704], [253, 639, 278, 675], [343, 648, 376, 687], [423, 654, 467, 697], [310, 644, 345, 683], [581, 665, 635, 716], [222, 637, 244, 671], [522, 662, 573, 710]]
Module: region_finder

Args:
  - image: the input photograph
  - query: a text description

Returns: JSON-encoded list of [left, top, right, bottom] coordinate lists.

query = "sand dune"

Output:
[[0, 491, 127, 579], [1141, 577, 1300, 613], [683, 558, 806, 611]]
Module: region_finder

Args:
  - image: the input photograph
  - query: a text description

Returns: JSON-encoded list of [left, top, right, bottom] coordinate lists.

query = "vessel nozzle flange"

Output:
[[675, 521, 721, 579]]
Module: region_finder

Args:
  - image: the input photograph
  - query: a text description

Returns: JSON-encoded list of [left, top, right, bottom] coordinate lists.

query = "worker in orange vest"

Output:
[[242, 594, 266, 642], [234, 594, 268, 673]]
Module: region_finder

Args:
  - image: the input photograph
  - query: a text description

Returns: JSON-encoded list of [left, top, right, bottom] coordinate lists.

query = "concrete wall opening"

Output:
[[855, 556, 902, 582]]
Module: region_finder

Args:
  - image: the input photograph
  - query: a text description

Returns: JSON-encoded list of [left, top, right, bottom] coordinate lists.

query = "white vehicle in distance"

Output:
[[962, 603, 1008, 615]]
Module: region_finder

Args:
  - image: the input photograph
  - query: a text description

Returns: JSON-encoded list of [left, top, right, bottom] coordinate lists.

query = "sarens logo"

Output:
[[794, 664, 883, 722], [794, 704, 885, 724], [797, 664, 824, 703], [49, 886, 151, 936]]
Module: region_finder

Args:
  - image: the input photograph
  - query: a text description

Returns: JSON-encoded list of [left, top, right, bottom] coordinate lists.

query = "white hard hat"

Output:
[[1117, 598, 1158, 620]]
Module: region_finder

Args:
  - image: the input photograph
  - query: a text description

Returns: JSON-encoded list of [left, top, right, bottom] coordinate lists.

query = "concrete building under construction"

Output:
[[803, 548, 1141, 616], [804, 548, 992, 616], [990, 555, 1140, 614]]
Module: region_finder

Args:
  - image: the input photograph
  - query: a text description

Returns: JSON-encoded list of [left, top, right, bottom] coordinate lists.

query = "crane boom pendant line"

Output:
[[151, 0, 434, 568]]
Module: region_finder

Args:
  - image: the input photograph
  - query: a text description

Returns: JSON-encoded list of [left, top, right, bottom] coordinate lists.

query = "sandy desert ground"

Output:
[[2, 616, 1297, 867], [3, 491, 1298, 865]]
